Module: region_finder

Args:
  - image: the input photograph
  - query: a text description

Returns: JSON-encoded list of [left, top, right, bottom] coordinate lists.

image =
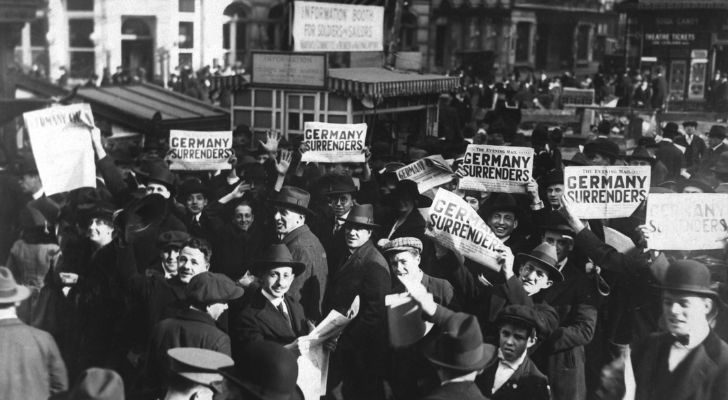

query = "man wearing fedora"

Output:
[[230, 244, 311, 355], [674, 121, 707, 171], [656, 122, 685, 181], [629, 260, 728, 400], [224, 341, 304, 400], [0, 266, 68, 399], [583, 138, 620, 167], [627, 147, 668, 186], [317, 174, 360, 276], [271, 185, 328, 322], [692, 125, 728, 177], [476, 305, 551, 400], [323, 203, 391, 400]]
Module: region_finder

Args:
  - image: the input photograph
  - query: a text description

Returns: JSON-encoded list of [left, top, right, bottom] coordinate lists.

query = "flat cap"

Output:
[[157, 230, 191, 249], [496, 304, 548, 337], [185, 272, 244, 306], [381, 237, 423, 254], [168, 348, 233, 390]]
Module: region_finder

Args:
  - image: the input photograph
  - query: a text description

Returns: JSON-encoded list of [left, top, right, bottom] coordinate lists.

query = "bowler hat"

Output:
[[322, 174, 357, 195], [484, 193, 521, 219], [271, 186, 313, 216], [381, 237, 423, 254], [168, 348, 233, 390], [0, 267, 31, 304], [391, 180, 432, 208], [496, 304, 548, 338], [540, 211, 575, 237], [252, 244, 306, 276], [657, 260, 718, 301], [55, 368, 125, 400], [185, 272, 244, 306], [515, 243, 564, 283], [157, 230, 191, 249], [708, 125, 727, 140], [626, 147, 656, 164], [584, 138, 619, 160], [340, 204, 379, 228], [424, 312, 497, 372], [230, 341, 301, 400], [682, 121, 698, 128], [676, 176, 717, 193], [179, 178, 209, 198], [539, 169, 564, 188], [563, 152, 589, 166], [661, 122, 679, 139]]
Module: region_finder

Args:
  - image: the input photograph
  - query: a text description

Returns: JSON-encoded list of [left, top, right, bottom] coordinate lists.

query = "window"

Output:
[[515, 22, 531, 63], [286, 94, 316, 135], [179, 0, 195, 12], [30, 19, 47, 47], [435, 25, 447, 67], [400, 11, 418, 51], [179, 22, 194, 49], [69, 18, 95, 78], [576, 25, 591, 61], [178, 53, 192, 67], [67, 0, 94, 11]]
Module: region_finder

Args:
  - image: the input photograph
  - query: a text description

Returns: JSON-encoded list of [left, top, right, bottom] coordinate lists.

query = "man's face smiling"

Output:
[[488, 211, 518, 239], [185, 192, 208, 215], [177, 246, 209, 283], [662, 291, 712, 337], [261, 266, 295, 299]]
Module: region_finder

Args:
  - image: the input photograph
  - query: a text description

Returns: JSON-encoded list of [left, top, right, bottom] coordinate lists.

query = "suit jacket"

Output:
[[323, 240, 391, 360], [533, 259, 598, 400], [231, 289, 310, 353], [0, 318, 68, 400], [696, 142, 728, 175], [675, 135, 707, 168], [419, 381, 488, 400], [651, 76, 667, 108], [632, 331, 728, 400], [656, 141, 684, 180], [283, 224, 328, 321], [476, 356, 550, 400]]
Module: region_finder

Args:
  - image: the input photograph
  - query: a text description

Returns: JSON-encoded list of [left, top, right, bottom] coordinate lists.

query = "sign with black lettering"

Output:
[[251, 52, 327, 89], [646, 193, 728, 250], [564, 166, 651, 219], [458, 145, 534, 193], [426, 189, 509, 271], [167, 130, 234, 171], [396, 155, 453, 193], [301, 122, 367, 163], [292, 1, 384, 52]]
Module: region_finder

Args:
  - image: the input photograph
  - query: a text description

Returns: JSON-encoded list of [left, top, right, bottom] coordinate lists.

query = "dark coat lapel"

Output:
[[664, 332, 721, 400], [251, 291, 296, 338]]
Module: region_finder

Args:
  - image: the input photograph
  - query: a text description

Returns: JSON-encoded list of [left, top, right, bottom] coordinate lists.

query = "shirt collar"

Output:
[[713, 142, 723, 151], [497, 348, 528, 371], [261, 288, 284, 307], [672, 323, 711, 350], [557, 257, 568, 271], [32, 188, 44, 200]]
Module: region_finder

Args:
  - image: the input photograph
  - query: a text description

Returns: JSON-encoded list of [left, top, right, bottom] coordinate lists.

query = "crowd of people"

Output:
[[2, 112, 728, 400]]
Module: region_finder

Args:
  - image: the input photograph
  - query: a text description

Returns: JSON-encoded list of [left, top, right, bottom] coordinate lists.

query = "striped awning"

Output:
[[327, 68, 460, 99], [210, 74, 249, 92]]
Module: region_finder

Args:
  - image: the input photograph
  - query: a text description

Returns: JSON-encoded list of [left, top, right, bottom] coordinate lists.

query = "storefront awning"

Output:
[[327, 68, 460, 99], [74, 84, 230, 133]]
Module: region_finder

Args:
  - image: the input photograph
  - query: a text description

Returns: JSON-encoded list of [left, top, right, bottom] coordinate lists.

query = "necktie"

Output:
[[278, 302, 293, 331]]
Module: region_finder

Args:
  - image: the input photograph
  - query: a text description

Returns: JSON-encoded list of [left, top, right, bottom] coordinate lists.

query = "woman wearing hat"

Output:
[[230, 244, 311, 355]]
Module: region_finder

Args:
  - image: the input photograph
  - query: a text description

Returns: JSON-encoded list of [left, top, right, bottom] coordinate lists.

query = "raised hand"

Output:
[[259, 130, 281, 154], [275, 149, 292, 176]]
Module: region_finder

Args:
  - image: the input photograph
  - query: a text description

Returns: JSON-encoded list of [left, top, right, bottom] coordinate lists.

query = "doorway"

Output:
[[121, 17, 154, 81]]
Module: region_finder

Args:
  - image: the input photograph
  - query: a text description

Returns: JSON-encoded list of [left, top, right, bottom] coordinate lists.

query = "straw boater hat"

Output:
[[424, 312, 496, 372], [251, 244, 306, 276], [271, 186, 314, 216], [515, 243, 564, 283], [339, 204, 379, 228], [0, 267, 31, 304]]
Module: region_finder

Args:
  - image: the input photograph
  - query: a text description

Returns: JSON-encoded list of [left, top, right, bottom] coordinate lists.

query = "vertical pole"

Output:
[[386, 0, 404, 68], [230, 14, 238, 67]]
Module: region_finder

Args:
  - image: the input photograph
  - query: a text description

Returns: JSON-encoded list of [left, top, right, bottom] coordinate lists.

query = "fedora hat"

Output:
[[339, 204, 379, 228], [178, 178, 209, 198], [708, 125, 727, 140], [0, 267, 31, 304], [676, 175, 717, 193], [563, 152, 589, 166], [626, 147, 656, 165], [540, 211, 575, 237], [271, 186, 313, 216], [424, 312, 496, 372], [228, 341, 302, 400], [135, 159, 176, 189], [252, 244, 305, 276], [584, 138, 620, 160], [657, 259, 718, 301], [391, 180, 432, 208], [682, 120, 698, 128], [515, 243, 564, 283], [322, 174, 357, 195]]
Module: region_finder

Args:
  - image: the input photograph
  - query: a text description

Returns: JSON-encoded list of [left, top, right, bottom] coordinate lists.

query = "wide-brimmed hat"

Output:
[[676, 176, 717, 193], [708, 125, 727, 140], [391, 180, 432, 208], [228, 341, 301, 400], [424, 312, 496, 372], [179, 178, 209, 198], [584, 138, 620, 160], [656, 260, 719, 301], [563, 152, 589, 166], [515, 243, 563, 283], [252, 244, 305, 276], [339, 204, 379, 228], [168, 348, 233, 391], [80, 201, 116, 226], [135, 159, 176, 189], [626, 147, 656, 165], [661, 122, 680, 139], [271, 186, 313, 216], [0, 267, 31, 304], [321, 174, 357, 195], [496, 304, 549, 338]]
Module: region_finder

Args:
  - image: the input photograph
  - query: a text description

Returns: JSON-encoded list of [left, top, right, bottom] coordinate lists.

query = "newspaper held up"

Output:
[[564, 165, 651, 219], [396, 155, 454, 193], [458, 144, 534, 193]]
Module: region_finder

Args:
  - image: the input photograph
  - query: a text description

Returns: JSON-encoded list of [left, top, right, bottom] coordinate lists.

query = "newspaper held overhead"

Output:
[[396, 155, 454, 193], [292, 1, 384, 52], [23, 104, 97, 195], [167, 130, 234, 171], [426, 189, 509, 272], [300, 122, 367, 163], [458, 145, 534, 193], [645, 193, 728, 250], [297, 296, 360, 400], [564, 166, 651, 219]]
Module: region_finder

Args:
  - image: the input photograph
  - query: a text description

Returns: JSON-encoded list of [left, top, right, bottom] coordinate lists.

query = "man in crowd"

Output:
[[272, 186, 328, 321], [163, 347, 234, 400], [319, 174, 358, 275], [675, 120, 706, 170]]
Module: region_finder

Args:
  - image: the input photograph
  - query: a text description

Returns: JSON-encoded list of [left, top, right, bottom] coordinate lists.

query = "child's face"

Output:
[[499, 323, 535, 362]]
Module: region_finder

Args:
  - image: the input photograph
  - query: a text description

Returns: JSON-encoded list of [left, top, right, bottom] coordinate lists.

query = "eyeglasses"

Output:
[[327, 195, 351, 205]]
